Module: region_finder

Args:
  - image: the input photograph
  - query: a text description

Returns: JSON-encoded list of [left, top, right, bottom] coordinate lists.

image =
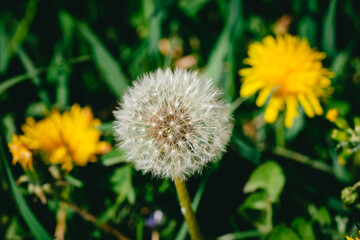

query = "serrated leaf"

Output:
[[243, 161, 285, 202]]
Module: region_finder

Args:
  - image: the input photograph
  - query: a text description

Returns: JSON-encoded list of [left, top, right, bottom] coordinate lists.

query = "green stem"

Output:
[[174, 177, 204, 240], [275, 113, 285, 147]]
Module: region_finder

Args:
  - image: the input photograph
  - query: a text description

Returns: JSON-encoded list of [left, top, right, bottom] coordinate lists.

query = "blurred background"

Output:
[[1, 0, 360, 239]]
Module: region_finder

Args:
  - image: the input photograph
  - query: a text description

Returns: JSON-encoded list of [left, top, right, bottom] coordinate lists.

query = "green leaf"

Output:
[[8, 0, 39, 56], [0, 138, 52, 240], [58, 11, 75, 48], [78, 23, 129, 98], [0, 20, 9, 73], [329, 147, 352, 183], [327, 99, 351, 116], [178, 0, 211, 17], [311, 206, 331, 227], [110, 165, 135, 204], [160, 220, 178, 239], [239, 191, 272, 234], [243, 161, 285, 202], [64, 174, 83, 188], [298, 16, 317, 46], [240, 191, 268, 211], [331, 37, 357, 82], [217, 230, 261, 240], [231, 136, 261, 164], [268, 226, 301, 240], [2, 114, 16, 143], [100, 150, 127, 167], [136, 215, 143, 240], [291, 217, 315, 240], [5, 217, 27, 239], [96, 122, 114, 134], [0, 73, 32, 96], [17, 48, 51, 108], [285, 108, 305, 141], [322, 0, 338, 58], [204, 0, 242, 87], [25, 102, 49, 117], [47, 47, 69, 108]]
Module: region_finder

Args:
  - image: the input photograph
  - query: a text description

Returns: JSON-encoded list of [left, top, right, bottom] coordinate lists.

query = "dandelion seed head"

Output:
[[114, 68, 232, 180]]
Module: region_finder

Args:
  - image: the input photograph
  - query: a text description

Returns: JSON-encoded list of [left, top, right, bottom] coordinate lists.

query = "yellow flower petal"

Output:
[[238, 34, 333, 127], [308, 94, 323, 115], [240, 80, 264, 97], [264, 97, 282, 123], [8, 135, 34, 171], [284, 96, 298, 128], [326, 108, 339, 122], [9, 104, 111, 172], [256, 87, 273, 107], [298, 94, 315, 118]]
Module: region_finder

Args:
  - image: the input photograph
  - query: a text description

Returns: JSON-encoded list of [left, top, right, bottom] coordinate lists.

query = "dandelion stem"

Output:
[[275, 114, 285, 147], [174, 177, 204, 240]]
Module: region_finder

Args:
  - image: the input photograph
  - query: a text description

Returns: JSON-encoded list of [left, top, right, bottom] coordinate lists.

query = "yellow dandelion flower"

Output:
[[239, 34, 334, 128], [346, 235, 360, 240], [326, 108, 339, 122], [9, 104, 111, 171], [8, 135, 33, 171]]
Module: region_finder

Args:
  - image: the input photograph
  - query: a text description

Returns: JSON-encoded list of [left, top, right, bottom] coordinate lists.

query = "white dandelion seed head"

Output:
[[113, 68, 233, 180]]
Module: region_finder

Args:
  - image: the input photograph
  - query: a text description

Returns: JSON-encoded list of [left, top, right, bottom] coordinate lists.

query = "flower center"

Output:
[[148, 106, 193, 148]]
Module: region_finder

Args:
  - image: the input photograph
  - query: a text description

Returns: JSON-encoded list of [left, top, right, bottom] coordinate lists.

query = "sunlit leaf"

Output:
[[243, 161, 285, 202], [268, 226, 301, 240], [291, 217, 315, 240]]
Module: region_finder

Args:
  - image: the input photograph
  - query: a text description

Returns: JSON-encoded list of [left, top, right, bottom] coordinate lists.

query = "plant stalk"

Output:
[[54, 204, 67, 240], [62, 201, 130, 240], [174, 177, 204, 240]]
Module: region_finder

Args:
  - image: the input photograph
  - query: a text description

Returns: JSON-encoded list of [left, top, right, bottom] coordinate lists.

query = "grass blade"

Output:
[[204, 0, 242, 87], [8, 0, 39, 56], [17, 48, 51, 108], [322, 0, 338, 58], [78, 23, 129, 98], [0, 20, 9, 73], [0, 136, 52, 240]]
